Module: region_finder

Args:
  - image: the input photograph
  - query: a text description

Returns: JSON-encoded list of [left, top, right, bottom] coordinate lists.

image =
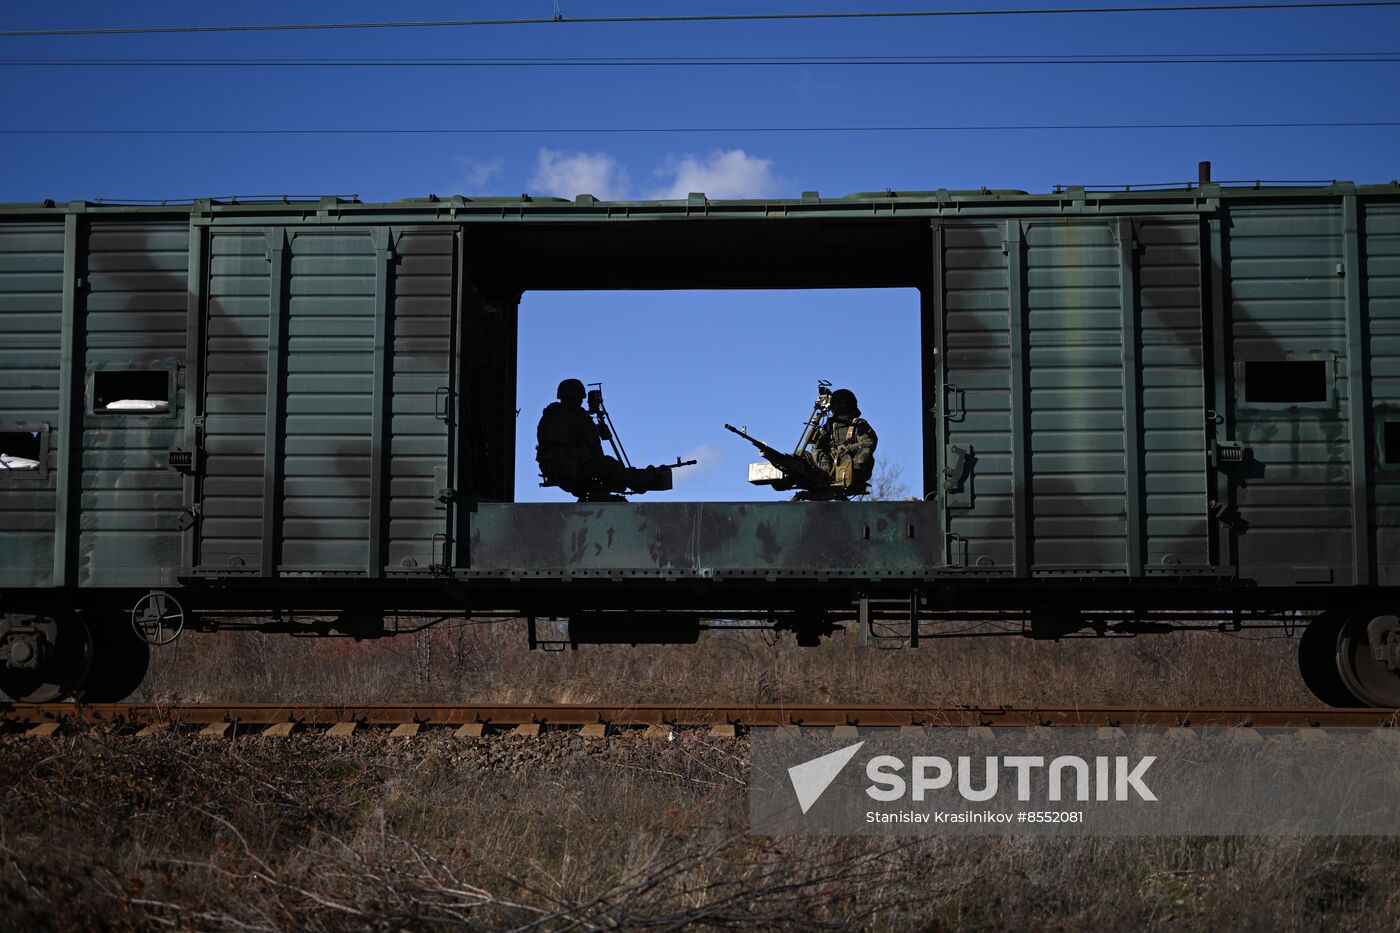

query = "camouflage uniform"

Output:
[[535, 379, 627, 493], [813, 388, 878, 493]]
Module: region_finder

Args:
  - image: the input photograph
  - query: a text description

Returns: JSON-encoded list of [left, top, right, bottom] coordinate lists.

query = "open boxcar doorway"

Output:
[[514, 288, 925, 505]]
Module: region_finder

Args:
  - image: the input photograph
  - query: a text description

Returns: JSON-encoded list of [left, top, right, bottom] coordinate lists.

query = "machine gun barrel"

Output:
[[723, 424, 783, 460], [723, 424, 830, 490]]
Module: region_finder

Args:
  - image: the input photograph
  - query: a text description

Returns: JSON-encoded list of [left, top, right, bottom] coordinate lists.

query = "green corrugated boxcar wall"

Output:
[[937, 215, 1209, 577], [198, 226, 455, 577], [81, 221, 189, 585], [1370, 203, 1400, 585], [0, 222, 64, 587], [0, 217, 189, 588], [4, 186, 1400, 593], [1229, 204, 1351, 585]]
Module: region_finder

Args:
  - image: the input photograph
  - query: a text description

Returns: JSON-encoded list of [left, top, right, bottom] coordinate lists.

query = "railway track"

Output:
[[3, 703, 1400, 737]]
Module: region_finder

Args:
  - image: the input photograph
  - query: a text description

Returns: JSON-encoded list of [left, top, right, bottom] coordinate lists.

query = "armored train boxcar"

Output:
[[2, 179, 1399, 705]]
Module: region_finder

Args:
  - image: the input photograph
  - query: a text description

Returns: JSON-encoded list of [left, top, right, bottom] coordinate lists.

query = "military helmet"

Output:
[[830, 388, 859, 416], [556, 378, 586, 402]]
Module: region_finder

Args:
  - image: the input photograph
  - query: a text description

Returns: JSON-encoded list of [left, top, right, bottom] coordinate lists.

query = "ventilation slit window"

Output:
[[1384, 421, 1400, 468], [0, 429, 44, 472], [1243, 360, 1328, 405], [93, 370, 171, 413]]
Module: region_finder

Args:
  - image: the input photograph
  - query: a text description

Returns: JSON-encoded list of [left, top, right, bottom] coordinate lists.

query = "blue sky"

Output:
[[3, 1, 1397, 500]]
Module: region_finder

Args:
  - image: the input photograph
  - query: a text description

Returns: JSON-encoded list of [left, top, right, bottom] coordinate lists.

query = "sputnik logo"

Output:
[[787, 741, 865, 814]]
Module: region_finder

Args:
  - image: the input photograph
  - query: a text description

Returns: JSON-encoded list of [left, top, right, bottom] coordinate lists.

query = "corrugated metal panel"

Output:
[[1229, 204, 1351, 585], [0, 223, 63, 586], [387, 229, 454, 571], [1026, 220, 1126, 570], [939, 221, 1014, 570], [198, 229, 270, 570], [1366, 202, 1400, 583], [279, 230, 375, 571], [77, 222, 188, 585], [1137, 219, 1209, 568]]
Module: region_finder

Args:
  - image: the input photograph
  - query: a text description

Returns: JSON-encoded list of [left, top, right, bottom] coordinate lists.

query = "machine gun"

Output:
[[724, 380, 861, 499], [564, 384, 695, 499], [723, 424, 831, 492]]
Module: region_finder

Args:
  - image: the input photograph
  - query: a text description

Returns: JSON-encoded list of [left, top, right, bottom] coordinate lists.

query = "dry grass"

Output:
[[1, 729, 1395, 931], [133, 622, 1315, 707]]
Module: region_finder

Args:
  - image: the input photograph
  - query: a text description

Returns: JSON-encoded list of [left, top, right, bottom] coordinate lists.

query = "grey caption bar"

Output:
[[750, 728, 1400, 836]]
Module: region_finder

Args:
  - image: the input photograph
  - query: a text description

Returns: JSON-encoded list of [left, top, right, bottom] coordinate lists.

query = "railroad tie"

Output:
[[7, 705, 1398, 738]]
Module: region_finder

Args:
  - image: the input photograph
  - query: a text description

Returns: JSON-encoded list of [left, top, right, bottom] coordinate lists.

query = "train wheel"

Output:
[[75, 610, 152, 703], [1297, 610, 1362, 708], [0, 612, 94, 703], [1336, 610, 1400, 709]]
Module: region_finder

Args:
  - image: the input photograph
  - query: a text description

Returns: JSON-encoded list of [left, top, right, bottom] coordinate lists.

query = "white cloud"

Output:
[[530, 148, 630, 200], [648, 149, 783, 200], [440, 155, 504, 196], [672, 444, 724, 482]]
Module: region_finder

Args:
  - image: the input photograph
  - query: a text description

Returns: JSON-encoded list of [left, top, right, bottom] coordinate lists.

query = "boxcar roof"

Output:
[[3, 180, 1399, 221]]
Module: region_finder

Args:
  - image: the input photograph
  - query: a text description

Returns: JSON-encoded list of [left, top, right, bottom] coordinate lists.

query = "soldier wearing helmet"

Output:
[[812, 388, 878, 496], [535, 378, 629, 498]]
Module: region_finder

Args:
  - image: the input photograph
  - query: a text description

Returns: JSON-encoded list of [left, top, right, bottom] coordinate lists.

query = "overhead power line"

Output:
[[2, 2, 1397, 38], [3, 52, 1399, 66], [5, 121, 1397, 135]]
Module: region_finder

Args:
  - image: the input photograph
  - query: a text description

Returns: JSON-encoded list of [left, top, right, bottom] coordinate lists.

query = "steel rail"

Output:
[[4, 703, 1399, 730]]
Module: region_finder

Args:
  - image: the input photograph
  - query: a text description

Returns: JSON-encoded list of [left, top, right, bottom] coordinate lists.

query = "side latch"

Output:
[[1210, 440, 1247, 469], [166, 449, 198, 474], [944, 444, 976, 493]]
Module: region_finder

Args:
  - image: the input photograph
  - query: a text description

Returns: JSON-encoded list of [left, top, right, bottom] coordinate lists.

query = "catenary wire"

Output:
[[1, 2, 1397, 38], [4, 121, 1398, 135], [3, 53, 1399, 66]]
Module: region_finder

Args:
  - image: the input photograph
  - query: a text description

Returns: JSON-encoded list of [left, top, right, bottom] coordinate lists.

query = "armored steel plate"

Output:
[[467, 502, 940, 575]]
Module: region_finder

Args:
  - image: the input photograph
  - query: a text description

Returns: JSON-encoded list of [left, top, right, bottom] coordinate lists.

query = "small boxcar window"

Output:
[[1383, 420, 1400, 468], [1243, 360, 1328, 405], [0, 428, 45, 474], [92, 370, 171, 413]]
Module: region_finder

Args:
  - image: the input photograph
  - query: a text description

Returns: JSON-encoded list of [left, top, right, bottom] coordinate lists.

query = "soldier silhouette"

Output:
[[535, 378, 629, 500], [536, 378, 694, 501]]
